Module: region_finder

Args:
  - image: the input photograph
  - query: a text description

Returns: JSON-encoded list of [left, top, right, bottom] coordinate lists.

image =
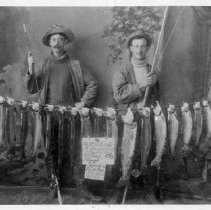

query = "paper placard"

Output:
[[82, 137, 114, 165], [84, 165, 106, 181]]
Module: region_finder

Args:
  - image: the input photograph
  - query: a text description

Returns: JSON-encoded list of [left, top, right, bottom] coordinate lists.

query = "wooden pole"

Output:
[[121, 185, 128, 204], [23, 24, 39, 91], [143, 6, 169, 106]]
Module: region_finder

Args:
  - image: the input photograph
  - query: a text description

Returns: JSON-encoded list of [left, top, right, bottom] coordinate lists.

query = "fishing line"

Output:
[[157, 7, 185, 64]]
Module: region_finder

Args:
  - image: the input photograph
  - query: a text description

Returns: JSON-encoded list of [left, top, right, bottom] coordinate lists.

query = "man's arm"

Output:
[[24, 53, 45, 94], [24, 71, 42, 94], [112, 68, 145, 104], [80, 67, 98, 107]]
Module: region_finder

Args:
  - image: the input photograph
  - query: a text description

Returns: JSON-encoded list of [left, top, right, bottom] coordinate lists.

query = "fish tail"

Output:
[[181, 144, 190, 152], [140, 167, 150, 176], [151, 156, 161, 168], [117, 177, 132, 189]]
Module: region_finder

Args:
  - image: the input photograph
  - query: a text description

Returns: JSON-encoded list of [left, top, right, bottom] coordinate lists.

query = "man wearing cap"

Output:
[[112, 30, 159, 189], [112, 30, 159, 114], [26, 25, 97, 108], [25, 25, 98, 189]]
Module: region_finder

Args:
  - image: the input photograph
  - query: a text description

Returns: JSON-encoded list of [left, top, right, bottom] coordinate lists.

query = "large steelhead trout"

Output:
[[193, 102, 203, 147], [167, 104, 179, 156], [181, 102, 193, 151], [138, 107, 152, 174], [151, 101, 167, 168], [118, 108, 137, 188]]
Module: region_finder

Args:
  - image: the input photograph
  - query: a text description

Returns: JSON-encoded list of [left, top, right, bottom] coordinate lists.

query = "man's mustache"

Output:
[[52, 45, 62, 49]]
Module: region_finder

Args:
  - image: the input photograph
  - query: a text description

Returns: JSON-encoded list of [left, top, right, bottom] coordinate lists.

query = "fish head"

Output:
[[202, 99, 209, 107], [122, 108, 134, 123], [21, 101, 27, 108], [93, 107, 103, 117], [153, 101, 162, 116], [80, 107, 90, 117], [193, 101, 201, 110], [47, 104, 54, 112], [106, 107, 116, 120], [167, 104, 175, 114], [71, 107, 79, 116], [0, 96, 4, 104], [138, 107, 150, 118], [181, 102, 189, 112], [58, 106, 66, 114], [32, 102, 40, 112], [6, 97, 14, 106]]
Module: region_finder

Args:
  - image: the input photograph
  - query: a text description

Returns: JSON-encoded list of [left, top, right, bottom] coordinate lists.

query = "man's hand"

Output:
[[75, 101, 85, 109], [27, 51, 35, 75], [138, 72, 157, 89], [147, 72, 157, 86]]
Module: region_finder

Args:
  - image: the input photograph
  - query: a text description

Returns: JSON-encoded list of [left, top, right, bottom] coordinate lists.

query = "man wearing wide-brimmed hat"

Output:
[[112, 30, 159, 114], [26, 24, 97, 108], [25, 25, 98, 191]]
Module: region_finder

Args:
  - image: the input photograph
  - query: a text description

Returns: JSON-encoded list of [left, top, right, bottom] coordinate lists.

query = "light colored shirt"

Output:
[[131, 57, 148, 84], [131, 57, 149, 107]]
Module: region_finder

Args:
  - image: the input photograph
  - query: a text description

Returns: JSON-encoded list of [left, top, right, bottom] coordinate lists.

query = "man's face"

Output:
[[49, 33, 67, 55], [129, 38, 149, 60]]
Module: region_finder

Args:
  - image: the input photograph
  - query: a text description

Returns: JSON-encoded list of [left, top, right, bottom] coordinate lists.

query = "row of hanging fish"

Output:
[[118, 100, 211, 187], [0, 96, 118, 162], [0, 95, 211, 185]]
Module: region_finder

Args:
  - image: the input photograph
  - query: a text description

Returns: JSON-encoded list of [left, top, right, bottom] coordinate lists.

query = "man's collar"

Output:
[[50, 51, 68, 62]]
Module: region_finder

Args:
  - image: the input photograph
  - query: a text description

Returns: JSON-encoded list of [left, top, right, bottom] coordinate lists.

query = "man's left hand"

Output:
[[75, 101, 85, 109], [146, 72, 157, 87]]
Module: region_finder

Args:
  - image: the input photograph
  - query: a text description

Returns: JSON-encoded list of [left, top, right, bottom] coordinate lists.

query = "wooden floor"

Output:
[[0, 178, 211, 204]]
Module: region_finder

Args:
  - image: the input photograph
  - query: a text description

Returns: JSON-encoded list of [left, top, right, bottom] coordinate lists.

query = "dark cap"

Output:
[[42, 24, 75, 47], [126, 30, 152, 48]]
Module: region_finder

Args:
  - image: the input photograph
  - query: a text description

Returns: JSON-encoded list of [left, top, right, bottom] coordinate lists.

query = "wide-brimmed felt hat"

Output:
[[126, 30, 152, 48], [42, 24, 75, 46]]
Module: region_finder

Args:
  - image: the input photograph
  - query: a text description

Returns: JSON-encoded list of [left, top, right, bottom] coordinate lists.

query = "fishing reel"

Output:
[[131, 169, 140, 178], [49, 174, 58, 190]]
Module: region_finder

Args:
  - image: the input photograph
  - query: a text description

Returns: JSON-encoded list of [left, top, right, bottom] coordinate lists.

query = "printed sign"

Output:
[[84, 165, 106, 181], [82, 137, 114, 165]]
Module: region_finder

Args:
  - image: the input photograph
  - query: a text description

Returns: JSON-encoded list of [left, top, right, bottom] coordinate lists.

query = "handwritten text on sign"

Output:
[[82, 137, 114, 165], [84, 165, 106, 181]]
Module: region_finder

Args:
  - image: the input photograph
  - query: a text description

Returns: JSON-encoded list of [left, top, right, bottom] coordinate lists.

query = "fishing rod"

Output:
[[49, 168, 63, 204], [22, 24, 39, 92], [54, 174, 63, 205], [143, 6, 169, 107]]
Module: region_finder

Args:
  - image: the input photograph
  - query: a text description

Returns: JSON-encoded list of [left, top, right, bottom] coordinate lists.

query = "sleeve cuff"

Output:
[[26, 71, 32, 77]]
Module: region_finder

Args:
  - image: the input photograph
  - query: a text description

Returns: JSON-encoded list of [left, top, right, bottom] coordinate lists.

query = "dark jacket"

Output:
[[24, 56, 98, 107], [112, 60, 159, 115]]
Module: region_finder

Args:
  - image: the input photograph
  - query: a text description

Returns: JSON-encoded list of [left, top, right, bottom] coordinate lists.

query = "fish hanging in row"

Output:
[[202, 100, 211, 141], [138, 107, 152, 175], [44, 105, 54, 158], [0, 96, 5, 146], [167, 104, 179, 156], [118, 108, 137, 188], [32, 102, 44, 155], [6, 97, 17, 149], [181, 102, 193, 152], [151, 101, 167, 169], [167, 102, 203, 156], [201, 100, 211, 182], [193, 102, 203, 146], [19, 101, 28, 159]]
